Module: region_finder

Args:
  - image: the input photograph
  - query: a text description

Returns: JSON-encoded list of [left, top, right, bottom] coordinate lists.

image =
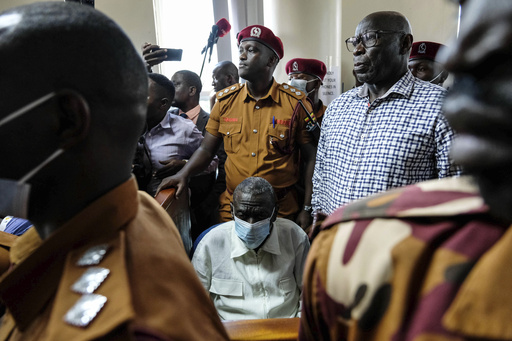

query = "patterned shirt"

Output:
[[300, 176, 512, 341], [312, 71, 460, 214]]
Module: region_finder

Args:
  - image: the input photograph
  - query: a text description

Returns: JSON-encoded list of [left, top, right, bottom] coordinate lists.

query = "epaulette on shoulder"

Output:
[[216, 83, 242, 101], [279, 83, 306, 99]]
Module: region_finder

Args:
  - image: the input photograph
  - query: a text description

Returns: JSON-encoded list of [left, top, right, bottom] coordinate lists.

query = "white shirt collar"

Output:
[[230, 221, 281, 258]]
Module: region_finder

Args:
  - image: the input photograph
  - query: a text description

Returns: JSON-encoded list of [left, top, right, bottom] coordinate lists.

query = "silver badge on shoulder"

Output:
[[71, 267, 110, 295], [64, 294, 107, 327], [76, 244, 110, 267]]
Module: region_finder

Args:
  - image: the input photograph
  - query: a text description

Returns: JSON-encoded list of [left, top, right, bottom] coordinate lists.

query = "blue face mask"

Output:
[[234, 208, 274, 249], [0, 92, 64, 219]]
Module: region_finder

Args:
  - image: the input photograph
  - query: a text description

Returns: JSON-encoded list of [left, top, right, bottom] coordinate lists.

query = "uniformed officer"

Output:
[[159, 25, 317, 230], [0, 3, 228, 340], [286, 58, 328, 125], [408, 41, 449, 86]]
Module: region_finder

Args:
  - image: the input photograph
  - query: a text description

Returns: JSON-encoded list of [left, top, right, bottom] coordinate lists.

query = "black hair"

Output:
[[149, 73, 175, 100]]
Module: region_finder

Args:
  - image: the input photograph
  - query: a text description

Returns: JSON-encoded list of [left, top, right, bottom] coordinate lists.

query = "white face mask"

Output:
[[289, 78, 316, 95], [0, 92, 64, 219], [234, 208, 275, 249], [429, 71, 445, 84]]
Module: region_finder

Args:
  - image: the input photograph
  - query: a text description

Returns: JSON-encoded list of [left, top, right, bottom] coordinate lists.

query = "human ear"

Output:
[[267, 54, 278, 68], [160, 97, 170, 109], [55, 90, 90, 149], [401, 34, 413, 55], [189, 86, 197, 97]]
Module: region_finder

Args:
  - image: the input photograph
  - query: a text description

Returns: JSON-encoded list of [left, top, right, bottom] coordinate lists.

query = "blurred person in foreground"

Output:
[[0, 2, 227, 340]]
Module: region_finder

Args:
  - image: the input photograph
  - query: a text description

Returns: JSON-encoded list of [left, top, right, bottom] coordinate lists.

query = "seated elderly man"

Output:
[[299, 0, 512, 340], [192, 177, 310, 320]]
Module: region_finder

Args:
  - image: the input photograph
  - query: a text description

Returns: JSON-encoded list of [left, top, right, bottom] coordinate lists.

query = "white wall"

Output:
[[0, 0, 156, 54]]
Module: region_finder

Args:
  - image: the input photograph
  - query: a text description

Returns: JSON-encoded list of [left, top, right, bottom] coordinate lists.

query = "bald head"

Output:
[[212, 61, 239, 92], [359, 11, 412, 35], [352, 11, 413, 90]]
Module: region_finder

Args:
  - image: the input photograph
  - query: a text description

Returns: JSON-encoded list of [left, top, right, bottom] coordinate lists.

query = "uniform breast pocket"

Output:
[[279, 277, 297, 297], [218, 122, 242, 154], [267, 125, 290, 157], [209, 277, 245, 313]]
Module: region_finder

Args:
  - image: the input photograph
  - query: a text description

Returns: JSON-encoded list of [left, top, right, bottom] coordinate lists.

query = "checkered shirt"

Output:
[[312, 71, 461, 214]]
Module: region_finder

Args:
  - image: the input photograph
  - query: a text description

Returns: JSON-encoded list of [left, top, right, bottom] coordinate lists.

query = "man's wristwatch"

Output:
[[303, 205, 313, 213]]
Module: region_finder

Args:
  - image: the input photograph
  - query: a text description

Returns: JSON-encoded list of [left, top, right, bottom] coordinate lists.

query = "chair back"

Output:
[[154, 187, 192, 255]]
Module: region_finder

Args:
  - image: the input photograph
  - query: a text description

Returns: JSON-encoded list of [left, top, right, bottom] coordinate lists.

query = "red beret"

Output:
[[285, 58, 327, 81], [237, 25, 284, 60], [410, 41, 445, 61]]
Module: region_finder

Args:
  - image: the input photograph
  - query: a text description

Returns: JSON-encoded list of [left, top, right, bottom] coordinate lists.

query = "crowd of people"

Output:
[[0, 0, 511, 339]]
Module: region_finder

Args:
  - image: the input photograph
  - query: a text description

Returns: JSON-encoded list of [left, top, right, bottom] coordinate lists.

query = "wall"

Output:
[[0, 0, 156, 54]]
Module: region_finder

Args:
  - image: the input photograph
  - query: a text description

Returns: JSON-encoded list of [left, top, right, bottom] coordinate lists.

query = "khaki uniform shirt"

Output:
[[207, 79, 313, 193], [0, 178, 228, 341]]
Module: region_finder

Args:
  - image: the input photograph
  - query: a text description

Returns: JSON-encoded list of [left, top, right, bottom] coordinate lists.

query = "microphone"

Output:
[[216, 18, 231, 38], [202, 18, 231, 54], [200, 18, 231, 77]]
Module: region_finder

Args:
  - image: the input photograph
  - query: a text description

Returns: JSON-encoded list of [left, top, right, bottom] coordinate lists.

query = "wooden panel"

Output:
[[154, 187, 192, 253], [223, 318, 300, 341]]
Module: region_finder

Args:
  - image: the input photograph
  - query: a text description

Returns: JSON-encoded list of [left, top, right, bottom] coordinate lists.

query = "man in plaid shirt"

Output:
[[312, 11, 460, 215]]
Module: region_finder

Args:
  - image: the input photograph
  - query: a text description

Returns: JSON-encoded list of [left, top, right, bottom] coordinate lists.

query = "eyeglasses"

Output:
[[345, 30, 405, 52]]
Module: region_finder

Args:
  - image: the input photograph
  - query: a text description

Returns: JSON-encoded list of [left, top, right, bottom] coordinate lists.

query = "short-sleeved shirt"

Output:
[[192, 218, 310, 320], [206, 79, 313, 193], [312, 71, 461, 214]]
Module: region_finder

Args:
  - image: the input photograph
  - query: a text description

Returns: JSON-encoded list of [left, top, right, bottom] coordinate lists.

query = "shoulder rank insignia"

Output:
[[65, 243, 113, 327], [76, 244, 110, 266], [216, 83, 242, 100], [71, 267, 110, 295], [280, 83, 304, 99], [64, 294, 107, 327]]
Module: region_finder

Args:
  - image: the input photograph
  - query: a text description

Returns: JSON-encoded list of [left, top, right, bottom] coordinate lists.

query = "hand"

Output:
[[296, 209, 313, 232], [155, 159, 187, 179], [156, 173, 188, 199], [142, 42, 167, 68]]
